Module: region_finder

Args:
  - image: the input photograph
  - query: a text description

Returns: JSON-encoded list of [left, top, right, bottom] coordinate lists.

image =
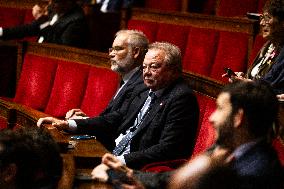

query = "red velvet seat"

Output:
[[127, 20, 158, 42], [248, 34, 267, 67], [156, 23, 190, 56], [191, 97, 216, 158], [80, 66, 119, 117], [258, 0, 268, 13], [272, 138, 284, 166], [145, 0, 182, 11], [216, 0, 258, 17], [210, 31, 249, 82], [0, 7, 26, 28], [13, 54, 58, 111], [182, 27, 219, 75], [0, 116, 8, 130], [44, 60, 90, 118]]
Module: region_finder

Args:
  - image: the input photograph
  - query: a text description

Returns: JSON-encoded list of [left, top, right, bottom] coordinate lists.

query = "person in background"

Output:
[[0, 128, 62, 189], [97, 0, 145, 13], [38, 42, 199, 169], [0, 0, 89, 48], [224, 0, 284, 94], [92, 81, 283, 189]]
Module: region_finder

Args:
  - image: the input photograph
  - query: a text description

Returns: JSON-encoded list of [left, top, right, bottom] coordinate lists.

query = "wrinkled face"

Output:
[[260, 12, 283, 39], [143, 49, 175, 91], [209, 92, 234, 147], [109, 34, 135, 74]]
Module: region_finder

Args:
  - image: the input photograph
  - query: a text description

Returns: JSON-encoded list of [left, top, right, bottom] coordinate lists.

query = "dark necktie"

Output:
[[112, 92, 156, 156]]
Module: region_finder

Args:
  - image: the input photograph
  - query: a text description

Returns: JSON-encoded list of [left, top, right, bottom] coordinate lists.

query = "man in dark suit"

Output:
[[38, 42, 199, 169], [64, 29, 149, 120], [92, 81, 283, 189], [0, 0, 89, 48]]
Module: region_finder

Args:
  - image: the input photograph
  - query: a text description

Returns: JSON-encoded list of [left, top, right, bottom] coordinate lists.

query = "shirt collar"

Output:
[[121, 67, 140, 84], [232, 138, 263, 160]]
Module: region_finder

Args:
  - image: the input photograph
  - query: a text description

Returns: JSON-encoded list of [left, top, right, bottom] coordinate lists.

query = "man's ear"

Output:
[[132, 47, 140, 59], [2, 163, 17, 183], [234, 109, 244, 128]]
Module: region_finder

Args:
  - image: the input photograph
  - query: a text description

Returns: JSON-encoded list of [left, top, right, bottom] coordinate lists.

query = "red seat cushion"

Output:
[[14, 54, 58, 111], [216, 0, 258, 17], [183, 28, 218, 76], [156, 23, 190, 56], [210, 31, 249, 82], [145, 0, 182, 11], [141, 159, 188, 172], [80, 67, 119, 117], [127, 20, 158, 42], [191, 98, 216, 157], [44, 60, 90, 118]]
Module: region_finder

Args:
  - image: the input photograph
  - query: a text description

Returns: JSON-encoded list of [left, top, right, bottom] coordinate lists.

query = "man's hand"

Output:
[[102, 153, 133, 175], [277, 94, 284, 100], [91, 163, 110, 182], [65, 109, 87, 120], [37, 117, 69, 130], [32, 4, 48, 20]]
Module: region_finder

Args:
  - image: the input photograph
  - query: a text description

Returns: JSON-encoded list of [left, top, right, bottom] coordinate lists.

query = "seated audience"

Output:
[[224, 0, 284, 94], [38, 42, 199, 169], [0, 0, 88, 48], [0, 127, 62, 189], [92, 81, 284, 189]]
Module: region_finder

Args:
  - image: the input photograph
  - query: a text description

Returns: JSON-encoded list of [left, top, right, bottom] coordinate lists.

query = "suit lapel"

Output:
[[134, 94, 167, 135]]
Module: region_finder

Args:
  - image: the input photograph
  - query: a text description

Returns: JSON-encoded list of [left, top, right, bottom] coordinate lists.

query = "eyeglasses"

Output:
[[109, 46, 126, 53], [260, 13, 273, 23]]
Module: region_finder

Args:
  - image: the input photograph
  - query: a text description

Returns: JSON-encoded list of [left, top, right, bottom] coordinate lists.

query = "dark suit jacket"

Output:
[[231, 140, 283, 189], [100, 69, 146, 116], [131, 141, 284, 189], [75, 77, 199, 169], [1, 4, 88, 48], [74, 68, 147, 150]]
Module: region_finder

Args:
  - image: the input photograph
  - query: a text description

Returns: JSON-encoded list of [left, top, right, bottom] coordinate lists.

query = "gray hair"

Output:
[[115, 30, 149, 51], [149, 42, 182, 73]]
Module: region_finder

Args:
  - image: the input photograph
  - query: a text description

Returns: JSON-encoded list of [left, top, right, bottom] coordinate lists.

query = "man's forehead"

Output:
[[113, 35, 129, 46], [144, 49, 165, 63]]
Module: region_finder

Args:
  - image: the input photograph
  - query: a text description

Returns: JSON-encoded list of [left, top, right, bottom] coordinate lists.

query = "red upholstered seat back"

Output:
[[272, 138, 284, 166], [216, 0, 258, 17], [248, 35, 267, 67], [44, 60, 90, 118], [145, 0, 182, 11], [14, 54, 58, 111], [192, 98, 216, 157], [0, 7, 26, 28], [127, 20, 158, 42], [210, 31, 249, 82], [183, 28, 219, 75], [156, 23, 190, 56], [0, 116, 7, 130], [258, 0, 268, 13], [80, 66, 119, 117]]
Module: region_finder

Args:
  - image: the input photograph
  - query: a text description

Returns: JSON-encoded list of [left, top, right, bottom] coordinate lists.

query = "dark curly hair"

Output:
[[264, 0, 284, 21]]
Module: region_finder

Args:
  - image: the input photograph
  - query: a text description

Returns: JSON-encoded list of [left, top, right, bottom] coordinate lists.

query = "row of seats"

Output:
[[143, 0, 267, 16], [128, 19, 265, 83], [0, 46, 119, 130]]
